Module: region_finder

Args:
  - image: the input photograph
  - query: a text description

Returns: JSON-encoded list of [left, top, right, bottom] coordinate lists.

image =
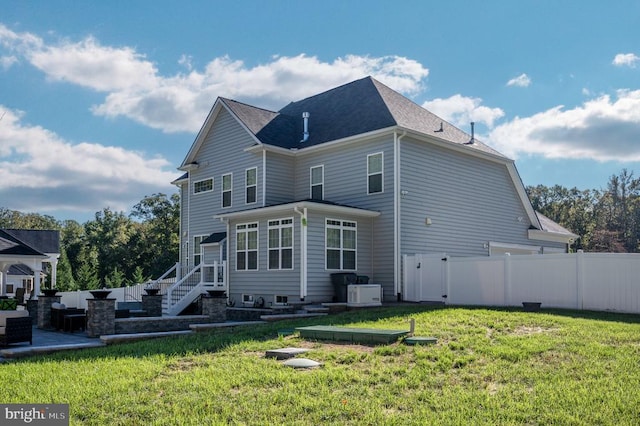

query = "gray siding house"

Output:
[[172, 77, 575, 309]]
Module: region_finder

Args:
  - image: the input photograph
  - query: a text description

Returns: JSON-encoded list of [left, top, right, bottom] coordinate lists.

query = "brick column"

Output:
[[202, 294, 227, 323], [37, 295, 61, 329], [142, 294, 163, 317], [87, 298, 116, 337]]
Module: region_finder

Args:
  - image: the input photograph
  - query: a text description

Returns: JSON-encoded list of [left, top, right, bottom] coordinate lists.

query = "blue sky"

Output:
[[1, 1, 639, 222]]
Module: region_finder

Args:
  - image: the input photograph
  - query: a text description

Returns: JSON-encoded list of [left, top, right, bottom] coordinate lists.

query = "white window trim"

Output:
[[367, 152, 384, 195], [310, 164, 324, 200], [242, 294, 254, 304], [193, 234, 208, 266], [236, 222, 259, 271], [222, 173, 233, 208], [193, 177, 214, 194], [245, 167, 258, 205], [325, 218, 357, 271], [268, 218, 294, 271]]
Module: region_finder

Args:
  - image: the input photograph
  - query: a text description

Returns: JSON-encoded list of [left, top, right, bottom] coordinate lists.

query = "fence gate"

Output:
[[402, 253, 446, 302]]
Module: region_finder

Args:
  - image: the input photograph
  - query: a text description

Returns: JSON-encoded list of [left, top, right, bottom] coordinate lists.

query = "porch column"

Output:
[[33, 266, 42, 300], [0, 268, 5, 296], [50, 256, 59, 289]]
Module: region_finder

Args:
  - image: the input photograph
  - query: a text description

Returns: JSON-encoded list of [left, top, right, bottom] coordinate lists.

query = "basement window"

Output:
[[274, 295, 288, 305]]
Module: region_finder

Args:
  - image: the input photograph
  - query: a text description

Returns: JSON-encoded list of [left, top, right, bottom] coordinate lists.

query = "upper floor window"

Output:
[[310, 165, 324, 200], [246, 167, 257, 204], [194, 178, 213, 194], [222, 173, 232, 208], [326, 219, 357, 270], [268, 218, 293, 270], [367, 152, 383, 194], [236, 223, 258, 270]]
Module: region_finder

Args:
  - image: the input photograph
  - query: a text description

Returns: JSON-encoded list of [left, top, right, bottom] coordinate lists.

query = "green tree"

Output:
[[84, 208, 136, 286], [130, 193, 180, 278]]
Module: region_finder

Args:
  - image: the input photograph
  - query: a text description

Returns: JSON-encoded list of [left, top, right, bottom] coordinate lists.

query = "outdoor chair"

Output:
[[0, 310, 32, 347], [14, 287, 26, 307]]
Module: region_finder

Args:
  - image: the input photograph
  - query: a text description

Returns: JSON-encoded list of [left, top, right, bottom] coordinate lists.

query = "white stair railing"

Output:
[[164, 261, 226, 316]]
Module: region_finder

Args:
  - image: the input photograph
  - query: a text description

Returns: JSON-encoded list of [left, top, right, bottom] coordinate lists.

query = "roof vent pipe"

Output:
[[300, 112, 310, 143], [466, 122, 475, 145]]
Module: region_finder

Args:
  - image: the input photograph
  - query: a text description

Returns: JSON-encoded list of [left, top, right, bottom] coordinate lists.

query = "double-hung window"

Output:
[[193, 235, 206, 266], [367, 152, 383, 194], [310, 165, 324, 200], [236, 223, 258, 270], [325, 219, 357, 270], [268, 218, 293, 270], [193, 178, 213, 194], [246, 167, 257, 204], [222, 173, 232, 207]]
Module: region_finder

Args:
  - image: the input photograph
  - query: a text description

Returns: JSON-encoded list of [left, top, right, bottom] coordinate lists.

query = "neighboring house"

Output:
[[170, 76, 576, 311], [0, 229, 60, 298]]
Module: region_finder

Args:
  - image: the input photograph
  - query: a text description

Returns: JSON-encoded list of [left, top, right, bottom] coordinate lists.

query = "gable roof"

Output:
[[2, 229, 60, 254], [182, 76, 504, 169], [0, 230, 47, 257]]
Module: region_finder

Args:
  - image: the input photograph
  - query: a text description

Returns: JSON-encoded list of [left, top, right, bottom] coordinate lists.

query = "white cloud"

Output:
[[487, 90, 640, 161], [507, 73, 531, 87], [0, 106, 176, 216], [423, 94, 505, 128], [613, 53, 640, 68], [0, 24, 430, 133], [0, 55, 17, 69]]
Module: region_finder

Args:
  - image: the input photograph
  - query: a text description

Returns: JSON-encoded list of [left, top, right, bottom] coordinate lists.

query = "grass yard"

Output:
[[2, 305, 640, 425]]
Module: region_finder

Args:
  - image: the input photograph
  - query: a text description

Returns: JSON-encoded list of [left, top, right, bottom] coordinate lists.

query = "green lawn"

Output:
[[2, 306, 640, 425]]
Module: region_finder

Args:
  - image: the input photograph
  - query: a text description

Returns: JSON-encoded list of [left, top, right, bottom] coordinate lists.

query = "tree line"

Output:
[[527, 169, 640, 253], [0, 193, 179, 291]]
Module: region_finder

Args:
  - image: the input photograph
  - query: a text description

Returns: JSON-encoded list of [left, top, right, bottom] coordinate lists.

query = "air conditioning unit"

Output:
[[347, 284, 382, 307]]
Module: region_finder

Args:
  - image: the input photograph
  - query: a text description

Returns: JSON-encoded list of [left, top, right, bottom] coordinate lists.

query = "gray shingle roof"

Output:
[[2, 229, 60, 254], [222, 76, 505, 157], [0, 230, 47, 256], [536, 212, 579, 237]]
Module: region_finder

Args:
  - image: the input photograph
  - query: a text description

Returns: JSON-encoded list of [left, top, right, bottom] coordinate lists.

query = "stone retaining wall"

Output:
[[227, 307, 272, 321], [114, 315, 213, 334]]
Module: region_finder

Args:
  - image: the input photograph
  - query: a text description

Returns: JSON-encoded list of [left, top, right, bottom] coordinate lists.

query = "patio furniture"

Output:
[[14, 287, 26, 307], [0, 310, 32, 347], [63, 314, 86, 333], [51, 304, 85, 330]]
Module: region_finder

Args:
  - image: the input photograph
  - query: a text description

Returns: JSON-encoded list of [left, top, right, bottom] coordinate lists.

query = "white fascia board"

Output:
[[528, 229, 576, 244], [214, 201, 380, 221]]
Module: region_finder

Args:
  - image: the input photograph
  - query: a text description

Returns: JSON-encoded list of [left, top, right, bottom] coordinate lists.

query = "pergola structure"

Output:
[[0, 229, 60, 299]]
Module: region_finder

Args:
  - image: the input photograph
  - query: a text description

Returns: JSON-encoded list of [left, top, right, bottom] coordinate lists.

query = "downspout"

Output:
[[262, 149, 267, 207], [394, 130, 407, 301], [294, 206, 308, 300], [219, 217, 230, 297]]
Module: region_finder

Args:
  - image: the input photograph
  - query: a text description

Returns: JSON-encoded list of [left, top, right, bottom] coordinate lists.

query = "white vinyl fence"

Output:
[[403, 252, 640, 314], [56, 283, 148, 310]]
